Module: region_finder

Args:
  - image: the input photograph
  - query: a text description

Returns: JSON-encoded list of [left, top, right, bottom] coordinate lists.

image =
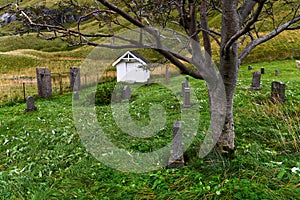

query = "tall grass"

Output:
[[256, 102, 300, 152]]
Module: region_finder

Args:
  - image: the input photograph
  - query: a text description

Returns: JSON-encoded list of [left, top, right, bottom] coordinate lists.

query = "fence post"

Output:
[[23, 82, 26, 102], [59, 73, 63, 94]]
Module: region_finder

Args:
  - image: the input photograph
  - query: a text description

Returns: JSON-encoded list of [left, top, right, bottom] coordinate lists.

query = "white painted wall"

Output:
[[117, 61, 150, 83]]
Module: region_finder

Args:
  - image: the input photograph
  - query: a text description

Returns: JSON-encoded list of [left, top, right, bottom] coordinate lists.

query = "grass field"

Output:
[[0, 60, 299, 199], [0, 1, 299, 198]]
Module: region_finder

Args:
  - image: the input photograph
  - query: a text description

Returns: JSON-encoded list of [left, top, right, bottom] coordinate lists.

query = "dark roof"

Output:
[[130, 51, 149, 64]]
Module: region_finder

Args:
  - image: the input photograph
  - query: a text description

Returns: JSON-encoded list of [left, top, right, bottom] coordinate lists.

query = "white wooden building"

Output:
[[112, 51, 150, 83]]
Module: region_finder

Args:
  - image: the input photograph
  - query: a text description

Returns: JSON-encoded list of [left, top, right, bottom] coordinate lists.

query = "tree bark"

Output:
[[218, 0, 240, 151]]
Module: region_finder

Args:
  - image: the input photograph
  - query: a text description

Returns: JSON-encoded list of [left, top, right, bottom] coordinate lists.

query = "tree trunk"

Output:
[[218, 0, 240, 152]]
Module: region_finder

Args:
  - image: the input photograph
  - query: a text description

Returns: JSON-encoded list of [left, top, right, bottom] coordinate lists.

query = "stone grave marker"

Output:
[[181, 81, 185, 96], [296, 60, 300, 68], [70, 67, 80, 91], [183, 87, 191, 108], [36, 68, 52, 98], [26, 96, 37, 112], [111, 90, 117, 103], [146, 78, 151, 86], [275, 70, 280, 76], [248, 65, 252, 70], [271, 81, 286, 103], [185, 76, 189, 88], [73, 91, 79, 100], [165, 65, 169, 83], [261, 67, 265, 74], [250, 72, 261, 90], [168, 121, 184, 168], [122, 85, 131, 100]]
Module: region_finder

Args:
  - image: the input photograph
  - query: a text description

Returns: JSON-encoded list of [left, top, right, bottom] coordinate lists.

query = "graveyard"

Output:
[[0, 57, 299, 198], [0, 1, 300, 199]]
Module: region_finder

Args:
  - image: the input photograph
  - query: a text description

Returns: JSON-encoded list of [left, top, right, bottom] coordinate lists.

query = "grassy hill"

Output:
[[0, 1, 299, 199], [0, 61, 299, 199], [0, 0, 299, 75]]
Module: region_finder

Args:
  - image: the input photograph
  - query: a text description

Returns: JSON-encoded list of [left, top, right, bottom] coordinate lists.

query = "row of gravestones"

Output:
[[110, 78, 190, 168], [26, 67, 80, 112], [250, 70, 286, 103], [248, 66, 281, 76], [36, 67, 81, 98], [168, 77, 193, 168], [168, 72, 289, 168]]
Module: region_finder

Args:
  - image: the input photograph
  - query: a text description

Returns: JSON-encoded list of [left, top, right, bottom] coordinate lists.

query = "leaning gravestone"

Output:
[[181, 82, 186, 96], [250, 72, 261, 90], [36, 68, 52, 98], [168, 121, 184, 168], [271, 81, 286, 103], [121, 85, 131, 100], [26, 96, 37, 112], [70, 67, 80, 91], [182, 87, 191, 108]]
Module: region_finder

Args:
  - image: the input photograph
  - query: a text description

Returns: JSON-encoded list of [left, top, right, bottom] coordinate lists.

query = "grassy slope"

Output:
[[0, 62, 299, 199], [0, 1, 299, 199]]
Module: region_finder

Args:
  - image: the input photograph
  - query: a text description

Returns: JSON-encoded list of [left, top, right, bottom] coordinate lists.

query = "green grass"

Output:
[[0, 1, 300, 198], [0, 60, 299, 199]]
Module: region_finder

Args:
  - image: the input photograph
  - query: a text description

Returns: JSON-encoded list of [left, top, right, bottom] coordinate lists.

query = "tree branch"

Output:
[[224, 1, 265, 55], [287, 24, 300, 30], [239, 15, 300, 61], [0, 3, 11, 11], [155, 48, 203, 79], [237, 0, 257, 23], [20, 9, 113, 38], [200, 0, 212, 56], [97, 0, 145, 28]]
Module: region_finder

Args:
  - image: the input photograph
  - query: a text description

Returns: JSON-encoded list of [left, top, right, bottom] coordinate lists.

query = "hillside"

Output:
[[0, 0, 300, 73], [0, 61, 300, 199]]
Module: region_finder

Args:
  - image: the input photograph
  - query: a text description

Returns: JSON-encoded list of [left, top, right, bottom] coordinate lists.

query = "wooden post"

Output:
[[23, 82, 26, 102], [59, 73, 63, 94]]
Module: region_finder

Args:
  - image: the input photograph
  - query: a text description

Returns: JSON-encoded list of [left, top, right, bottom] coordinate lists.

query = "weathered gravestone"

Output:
[[168, 121, 184, 168], [185, 76, 189, 88], [182, 87, 191, 108], [73, 91, 79, 100], [70, 67, 80, 91], [261, 67, 265, 74], [275, 70, 280, 76], [271, 81, 286, 103], [296, 60, 300, 68], [26, 96, 37, 112], [36, 68, 52, 98], [250, 72, 261, 90], [121, 85, 131, 100], [165, 65, 169, 83], [111, 90, 117, 103], [248, 65, 252, 70], [181, 82, 185, 96], [146, 78, 151, 86], [181, 77, 189, 96]]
